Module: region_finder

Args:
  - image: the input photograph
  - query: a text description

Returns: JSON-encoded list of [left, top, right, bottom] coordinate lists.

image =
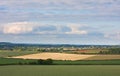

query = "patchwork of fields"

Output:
[[0, 51, 120, 60], [0, 51, 120, 76]]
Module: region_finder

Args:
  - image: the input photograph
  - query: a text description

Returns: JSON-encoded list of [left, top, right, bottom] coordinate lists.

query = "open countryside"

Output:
[[0, 43, 120, 76], [0, 0, 120, 76]]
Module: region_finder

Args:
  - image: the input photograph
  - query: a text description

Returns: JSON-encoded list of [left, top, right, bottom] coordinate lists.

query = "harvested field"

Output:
[[10, 52, 96, 61], [10, 52, 120, 60]]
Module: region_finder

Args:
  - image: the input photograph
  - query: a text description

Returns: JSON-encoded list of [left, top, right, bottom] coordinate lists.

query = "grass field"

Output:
[[0, 58, 36, 65], [0, 65, 120, 76], [54, 60, 120, 65], [0, 51, 39, 57], [67, 49, 109, 54]]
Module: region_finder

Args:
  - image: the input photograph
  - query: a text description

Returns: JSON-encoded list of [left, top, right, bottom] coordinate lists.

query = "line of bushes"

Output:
[[29, 59, 53, 65], [0, 58, 120, 65], [99, 48, 120, 54], [0, 58, 53, 65]]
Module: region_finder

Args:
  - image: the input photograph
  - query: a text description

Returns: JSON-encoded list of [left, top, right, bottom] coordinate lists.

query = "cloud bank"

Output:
[[2, 22, 88, 35]]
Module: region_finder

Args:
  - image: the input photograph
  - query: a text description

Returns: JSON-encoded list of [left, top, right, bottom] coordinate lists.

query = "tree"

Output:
[[37, 59, 53, 65]]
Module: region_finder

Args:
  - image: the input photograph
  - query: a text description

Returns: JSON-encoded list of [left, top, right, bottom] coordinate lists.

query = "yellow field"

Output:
[[10, 52, 120, 60], [10, 52, 95, 61]]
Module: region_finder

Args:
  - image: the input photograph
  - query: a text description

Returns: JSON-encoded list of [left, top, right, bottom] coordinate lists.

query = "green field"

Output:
[[54, 60, 120, 65], [0, 51, 39, 57], [0, 65, 120, 76], [0, 58, 36, 65]]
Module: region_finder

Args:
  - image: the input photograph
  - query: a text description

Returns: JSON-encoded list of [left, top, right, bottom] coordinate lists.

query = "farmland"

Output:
[[0, 51, 39, 57], [0, 65, 120, 76], [10, 52, 120, 60], [0, 43, 120, 76], [85, 55, 120, 60], [10, 52, 96, 60]]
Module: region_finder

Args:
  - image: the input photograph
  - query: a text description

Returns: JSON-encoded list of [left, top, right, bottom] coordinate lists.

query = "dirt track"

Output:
[[11, 52, 96, 60]]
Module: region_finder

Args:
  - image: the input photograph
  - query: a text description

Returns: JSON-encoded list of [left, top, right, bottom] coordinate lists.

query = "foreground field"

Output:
[[11, 52, 96, 60], [0, 65, 120, 76]]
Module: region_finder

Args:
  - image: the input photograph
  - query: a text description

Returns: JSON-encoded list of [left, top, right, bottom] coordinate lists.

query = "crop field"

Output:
[[10, 52, 96, 60], [0, 65, 120, 76], [85, 49, 108, 53], [0, 51, 39, 57], [77, 49, 109, 54], [10, 52, 120, 60], [85, 55, 120, 60]]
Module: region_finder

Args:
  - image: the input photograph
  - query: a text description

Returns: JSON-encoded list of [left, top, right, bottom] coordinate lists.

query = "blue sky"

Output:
[[0, 0, 120, 45]]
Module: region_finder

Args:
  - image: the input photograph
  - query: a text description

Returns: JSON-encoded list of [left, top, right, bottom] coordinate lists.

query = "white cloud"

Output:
[[1, 22, 88, 35], [66, 23, 88, 35], [3, 22, 35, 34]]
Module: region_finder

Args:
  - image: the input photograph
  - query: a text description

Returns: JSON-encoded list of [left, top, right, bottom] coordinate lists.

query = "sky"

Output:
[[0, 0, 120, 45]]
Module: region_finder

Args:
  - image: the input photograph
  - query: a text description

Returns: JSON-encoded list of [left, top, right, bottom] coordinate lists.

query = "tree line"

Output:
[[99, 48, 120, 54]]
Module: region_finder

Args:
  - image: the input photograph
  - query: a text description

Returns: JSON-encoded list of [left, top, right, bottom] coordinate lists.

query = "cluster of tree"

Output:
[[99, 48, 120, 54], [18, 59, 53, 65], [37, 48, 63, 52], [37, 59, 53, 65]]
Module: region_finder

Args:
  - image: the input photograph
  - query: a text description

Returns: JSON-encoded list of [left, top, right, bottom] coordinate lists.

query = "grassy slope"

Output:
[[0, 51, 39, 57], [0, 65, 120, 76], [0, 58, 37, 65], [54, 60, 120, 65]]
